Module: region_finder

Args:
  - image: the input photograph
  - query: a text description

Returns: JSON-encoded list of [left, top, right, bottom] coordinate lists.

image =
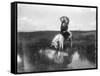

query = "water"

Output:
[[17, 49, 96, 72], [68, 51, 96, 69]]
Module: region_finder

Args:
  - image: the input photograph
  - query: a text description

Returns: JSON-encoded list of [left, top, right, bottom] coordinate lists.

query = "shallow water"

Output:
[[17, 49, 96, 72], [67, 51, 96, 69]]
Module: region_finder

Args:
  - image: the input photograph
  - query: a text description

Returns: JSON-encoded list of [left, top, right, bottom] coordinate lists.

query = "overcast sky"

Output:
[[18, 4, 96, 32]]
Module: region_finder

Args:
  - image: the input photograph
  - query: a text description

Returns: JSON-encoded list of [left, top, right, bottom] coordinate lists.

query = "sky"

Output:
[[18, 4, 96, 32]]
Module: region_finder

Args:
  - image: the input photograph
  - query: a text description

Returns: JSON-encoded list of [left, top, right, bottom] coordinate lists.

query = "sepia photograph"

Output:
[[16, 2, 97, 73]]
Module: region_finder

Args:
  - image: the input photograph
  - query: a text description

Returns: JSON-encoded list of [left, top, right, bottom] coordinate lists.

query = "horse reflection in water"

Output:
[[39, 48, 68, 64]]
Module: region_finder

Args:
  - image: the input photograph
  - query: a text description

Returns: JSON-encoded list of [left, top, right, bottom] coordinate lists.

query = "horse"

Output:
[[51, 31, 72, 51]]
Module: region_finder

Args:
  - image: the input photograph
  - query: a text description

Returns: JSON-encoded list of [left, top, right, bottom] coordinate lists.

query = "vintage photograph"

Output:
[[17, 3, 97, 73]]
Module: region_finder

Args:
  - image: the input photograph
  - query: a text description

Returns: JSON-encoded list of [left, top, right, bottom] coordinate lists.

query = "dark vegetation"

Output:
[[17, 31, 96, 72]]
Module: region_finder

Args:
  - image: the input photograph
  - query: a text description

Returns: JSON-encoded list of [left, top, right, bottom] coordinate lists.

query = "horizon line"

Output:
[[18, 30, 96, 32]]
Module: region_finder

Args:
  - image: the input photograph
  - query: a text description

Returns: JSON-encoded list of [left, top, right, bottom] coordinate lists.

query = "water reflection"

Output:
[[68, 51, 96, 69], [17, 48, 96, 72], [17, 54, 22, 63]]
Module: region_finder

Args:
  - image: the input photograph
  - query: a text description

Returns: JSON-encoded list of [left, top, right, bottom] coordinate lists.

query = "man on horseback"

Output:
[[51, 16, 72, 52], [60, 16, 72, 49]]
